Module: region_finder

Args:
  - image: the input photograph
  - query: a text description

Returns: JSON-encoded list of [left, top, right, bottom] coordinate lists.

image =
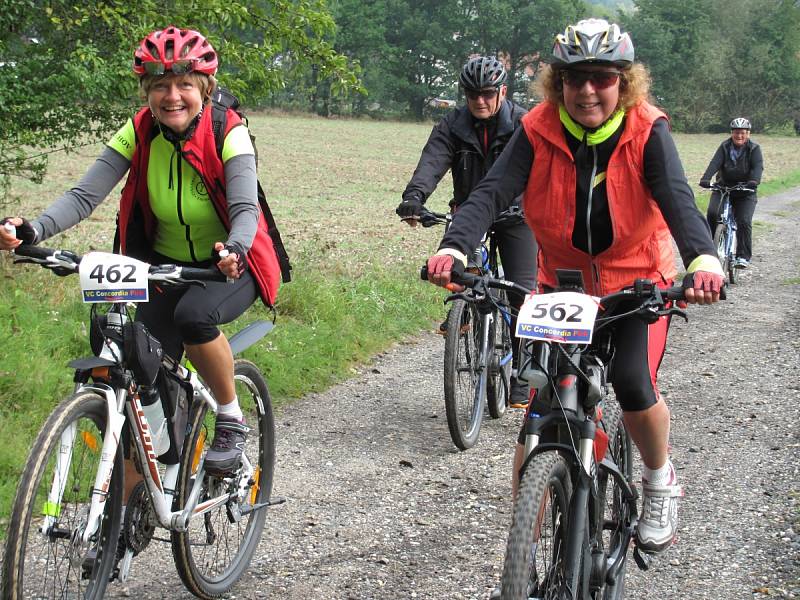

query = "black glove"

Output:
[[1, 217, 38, 244], [395, 195, 424, 219], [698, 180, 711, 189], [213, 242, 247, 275], [746, 180, 758, 189]]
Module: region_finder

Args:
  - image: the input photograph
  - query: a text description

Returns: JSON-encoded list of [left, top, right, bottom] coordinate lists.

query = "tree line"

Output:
[[2, 0, 799, 192]]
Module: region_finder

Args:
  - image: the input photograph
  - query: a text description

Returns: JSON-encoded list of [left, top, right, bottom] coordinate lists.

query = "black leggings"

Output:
[[494, 219, 538, 369], [135, 260, 258, 361]]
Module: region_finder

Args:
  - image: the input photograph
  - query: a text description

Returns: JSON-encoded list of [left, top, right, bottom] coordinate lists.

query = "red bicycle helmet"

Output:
[[133, 26, 218, 76]]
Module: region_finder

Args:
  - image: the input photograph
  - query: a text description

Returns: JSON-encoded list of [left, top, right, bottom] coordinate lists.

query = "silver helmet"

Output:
[[552, 18, 634, 68], [730, 117, 751, 130]]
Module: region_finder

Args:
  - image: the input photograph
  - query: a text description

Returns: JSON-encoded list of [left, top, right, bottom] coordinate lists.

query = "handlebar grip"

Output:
[[420, 265, 429, 281], [12, 244, 56, 260], [179, 266, 229, 282]]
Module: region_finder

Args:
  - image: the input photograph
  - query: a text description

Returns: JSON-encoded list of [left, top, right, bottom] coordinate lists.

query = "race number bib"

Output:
[[516, 292, 599, 344], [78, 252, 149, 303]]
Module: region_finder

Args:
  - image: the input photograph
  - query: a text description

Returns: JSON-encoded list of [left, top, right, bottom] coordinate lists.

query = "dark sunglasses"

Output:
[[143, 59, 197, 76], [465, 88, 499, 101], [560, 70, 621, 90]]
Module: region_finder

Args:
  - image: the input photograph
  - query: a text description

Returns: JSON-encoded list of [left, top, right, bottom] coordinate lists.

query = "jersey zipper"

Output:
[[174, 145, 198, 262]]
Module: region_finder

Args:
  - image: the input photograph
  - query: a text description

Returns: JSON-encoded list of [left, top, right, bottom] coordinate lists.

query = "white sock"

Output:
[[217, 396, 243, 421], [642, 460, 675, 485]]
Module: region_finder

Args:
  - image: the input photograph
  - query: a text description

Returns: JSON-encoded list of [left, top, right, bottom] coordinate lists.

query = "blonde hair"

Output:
[[533, 62, 653, 111], [139, 72, 217, 103]]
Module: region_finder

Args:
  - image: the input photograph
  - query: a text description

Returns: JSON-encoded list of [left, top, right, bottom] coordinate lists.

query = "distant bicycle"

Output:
[[2, 241, 281, 600], [709, 182, 754, 284], [414, 207, 516, 450]]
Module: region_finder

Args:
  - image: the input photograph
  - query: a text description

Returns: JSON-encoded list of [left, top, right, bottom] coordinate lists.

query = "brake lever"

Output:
[[658, 306, 688, 322]]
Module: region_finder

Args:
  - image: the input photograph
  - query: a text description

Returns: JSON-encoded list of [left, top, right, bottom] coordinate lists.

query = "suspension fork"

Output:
[[73, 384, 126, 544]]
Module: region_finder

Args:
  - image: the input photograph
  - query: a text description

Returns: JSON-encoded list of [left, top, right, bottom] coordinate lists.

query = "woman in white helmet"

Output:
[[425, 20, 725, 580]]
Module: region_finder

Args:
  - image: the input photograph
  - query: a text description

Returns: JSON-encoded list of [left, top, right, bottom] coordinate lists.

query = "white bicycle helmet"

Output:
[[552, 18, 634, 68], [730, 117, 751, 129]]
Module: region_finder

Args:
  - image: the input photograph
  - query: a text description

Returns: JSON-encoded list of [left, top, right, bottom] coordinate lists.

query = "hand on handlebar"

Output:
[[425, 254, 465, 291], [213, 242, 245, 279], [682, 271, 724, 305], [396, 195, 424, 227], [1, 217, 37, 250], [698, 180, 711, 189]]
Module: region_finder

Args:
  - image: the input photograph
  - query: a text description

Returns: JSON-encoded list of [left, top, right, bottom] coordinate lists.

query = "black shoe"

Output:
[[205, 416, 249, 476], [509, 377, 530, 409], [436, 319, 448, 335]]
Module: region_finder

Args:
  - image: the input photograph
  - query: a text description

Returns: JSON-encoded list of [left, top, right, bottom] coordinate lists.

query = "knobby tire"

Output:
[[171, 359, 275, 599], [1, 391, 123, 600], [501, 452, 572, 600], [443, 299, 484, 450], [487, 289, 512, 420]]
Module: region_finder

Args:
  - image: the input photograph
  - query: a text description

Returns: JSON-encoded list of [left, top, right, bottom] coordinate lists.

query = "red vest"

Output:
[[520, 101, 676, 296], [117, 106, 281, 306]]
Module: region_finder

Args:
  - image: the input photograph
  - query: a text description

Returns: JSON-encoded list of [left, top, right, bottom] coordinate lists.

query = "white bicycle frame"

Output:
[[42, 359, 257, 548]]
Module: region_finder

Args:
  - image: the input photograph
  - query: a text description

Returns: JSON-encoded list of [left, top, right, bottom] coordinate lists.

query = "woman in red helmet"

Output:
[[1, 26, 282, 474]]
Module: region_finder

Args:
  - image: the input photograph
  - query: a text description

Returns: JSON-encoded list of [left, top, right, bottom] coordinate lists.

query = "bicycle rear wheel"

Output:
[[595, 400, 633, 599], [501, 451, 572, 600], [2, 391, 122, 600], [172, 359, 275, 599], [443, 299, 485, 450], [487, 290, 512, 419]]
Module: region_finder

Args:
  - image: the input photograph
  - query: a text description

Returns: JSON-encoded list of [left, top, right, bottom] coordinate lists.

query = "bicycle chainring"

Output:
[[122, 481, 156, 556]]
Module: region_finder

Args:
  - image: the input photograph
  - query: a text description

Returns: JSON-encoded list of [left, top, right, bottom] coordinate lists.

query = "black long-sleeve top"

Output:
[[439, 117, 716, 268]]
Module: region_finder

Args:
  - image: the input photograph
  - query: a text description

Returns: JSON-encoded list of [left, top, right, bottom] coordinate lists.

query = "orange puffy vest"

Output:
[[520, 101, 676, 296]]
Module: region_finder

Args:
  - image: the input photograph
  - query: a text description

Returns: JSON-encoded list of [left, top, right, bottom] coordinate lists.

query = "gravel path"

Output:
[[107, 190, 799, 599]]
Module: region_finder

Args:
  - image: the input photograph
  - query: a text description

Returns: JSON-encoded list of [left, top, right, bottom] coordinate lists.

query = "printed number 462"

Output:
[[89, 264, 136, 284]]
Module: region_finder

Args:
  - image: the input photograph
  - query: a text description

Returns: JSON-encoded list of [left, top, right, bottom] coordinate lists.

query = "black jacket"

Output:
[[402, 99, 527, 207], [701, 138, 763, 191]]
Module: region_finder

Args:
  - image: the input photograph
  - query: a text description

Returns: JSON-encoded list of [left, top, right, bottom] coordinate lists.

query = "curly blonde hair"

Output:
[[533, 63, 653, 111]]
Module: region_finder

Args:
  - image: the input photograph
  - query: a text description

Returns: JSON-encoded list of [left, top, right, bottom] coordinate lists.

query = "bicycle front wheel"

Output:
[[487, 290, 512, 419], [501, 452, 572, 600], [443, 299, 485, 450], [596, 400, 633, 599], [2, 390, 123, 600], [713, 224, 737, 284], [172, 359, 275, 599]]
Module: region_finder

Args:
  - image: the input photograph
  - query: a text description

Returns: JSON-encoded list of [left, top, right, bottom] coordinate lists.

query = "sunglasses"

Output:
[[143, 59, 197, 76], [560, 70, 621, 90], [465, 88, 499, 101]]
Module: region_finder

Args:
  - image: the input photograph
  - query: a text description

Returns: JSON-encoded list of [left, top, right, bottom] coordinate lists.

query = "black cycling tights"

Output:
[[135, 265, 258, 361], [494, 218, 538, 369]]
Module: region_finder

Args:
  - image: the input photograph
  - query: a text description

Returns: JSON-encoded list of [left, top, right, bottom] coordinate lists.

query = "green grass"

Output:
[[3, 115, 800, 531]]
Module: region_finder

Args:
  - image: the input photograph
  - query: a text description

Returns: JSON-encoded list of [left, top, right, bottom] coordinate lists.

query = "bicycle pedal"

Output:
[[632, 546, 654, 571]]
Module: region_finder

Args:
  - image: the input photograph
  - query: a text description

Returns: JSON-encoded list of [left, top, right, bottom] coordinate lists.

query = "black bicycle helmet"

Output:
[[552, 18, 634, 68], [730, 117, 751, 129], [459, 56, 507, 91]]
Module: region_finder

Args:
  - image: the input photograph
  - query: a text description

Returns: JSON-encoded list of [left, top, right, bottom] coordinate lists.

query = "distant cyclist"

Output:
[[699, 117, 764, 269], [397, 56, 537, 407]]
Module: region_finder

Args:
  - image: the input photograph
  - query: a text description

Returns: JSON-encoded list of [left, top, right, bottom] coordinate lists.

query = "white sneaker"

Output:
[[636, 464, 683, 553]]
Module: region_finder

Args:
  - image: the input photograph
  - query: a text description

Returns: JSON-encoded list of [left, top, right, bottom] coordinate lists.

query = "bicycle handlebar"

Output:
[[710, 182, 755, 194], [12, 244, 229, 284]]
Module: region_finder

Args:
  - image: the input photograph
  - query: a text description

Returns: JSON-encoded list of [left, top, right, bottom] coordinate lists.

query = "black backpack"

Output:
[[210, 87, 292, 284]]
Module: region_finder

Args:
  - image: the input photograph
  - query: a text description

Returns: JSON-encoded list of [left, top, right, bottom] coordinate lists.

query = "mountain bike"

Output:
[[415, 207, 516, 450], [1, 241, 281, 600], [710, 182, 754, 284], [444, 268, 686, 599]]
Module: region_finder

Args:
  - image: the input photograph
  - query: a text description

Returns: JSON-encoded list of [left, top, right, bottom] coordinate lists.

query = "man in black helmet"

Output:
[[396, 55, 538, 408]]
